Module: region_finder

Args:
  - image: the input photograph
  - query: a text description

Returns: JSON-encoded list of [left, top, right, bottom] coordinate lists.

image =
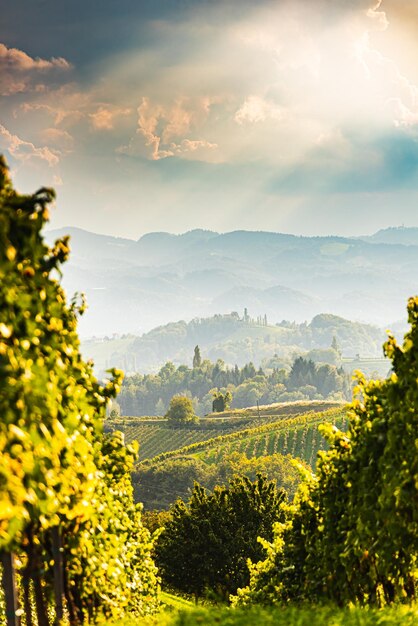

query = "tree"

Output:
[[155, 475, 286, 599], [155, 398, 166, 415], [0, 156, 159, 623], [331, 334, 341, 355], [165, 395, 195, 422], [288, 356, 316, 389], [132, 457, 214, 510], [108, 399, 121, 419], [236, 297, 418, 607], [193, 345, 202, 368], [212, 390, 232, 413]]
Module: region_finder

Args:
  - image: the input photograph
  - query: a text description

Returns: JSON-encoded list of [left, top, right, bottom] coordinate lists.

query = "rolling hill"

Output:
[[137, 405, 346, 470], [109, 400, 342, 462], [122, 401, 347, 509], [83, 311, 387, 375], [46, 226, 418, 338]]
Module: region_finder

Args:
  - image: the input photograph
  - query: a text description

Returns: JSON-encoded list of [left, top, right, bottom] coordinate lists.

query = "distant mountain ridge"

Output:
[[45, 226, 418, 336], [362, 226, 418, 246], [82, 311, 386, 376]]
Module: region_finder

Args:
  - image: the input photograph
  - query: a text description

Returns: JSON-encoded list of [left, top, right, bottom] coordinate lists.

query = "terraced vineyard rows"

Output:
[[139, 407, 348, 469], [201, 411, 348, 469], [108, 402, 342, 462], [122, 424, 237, 461], [117, 418, 275, 460]]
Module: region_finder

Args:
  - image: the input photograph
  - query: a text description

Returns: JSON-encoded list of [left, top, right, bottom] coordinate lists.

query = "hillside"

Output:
[[109, 400, 341, 461], [46, 226, 418, 337], [138, 405, 346, 469], [363, 226, 418, 246], [83, 311, 387, 376], [112, 401, 346, 509]]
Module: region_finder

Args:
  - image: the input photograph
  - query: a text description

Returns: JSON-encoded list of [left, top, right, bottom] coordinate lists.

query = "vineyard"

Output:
[[204, 400, 341, 419], [108, 400, 342, 461], [2, 154, 416, 623], [137, 406, 347, 469], [123, 422, 233, 460], [200, 408, 347, 468]]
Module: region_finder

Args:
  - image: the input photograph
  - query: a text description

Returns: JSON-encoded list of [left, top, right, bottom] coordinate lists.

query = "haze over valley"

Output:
[[47, 225, 417, 346]]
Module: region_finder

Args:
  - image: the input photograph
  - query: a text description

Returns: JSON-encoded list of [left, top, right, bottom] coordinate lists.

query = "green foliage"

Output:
[[118, 354, 350, 417], [165, 395, 196, 423], [192, 345, 202, 369], [133, 457, 215, 510], [155, 475, 286, 599], [108, 604, 418, 626], [236, 298, 418, 607], [64, 432, 160, 620], [212, 452, 307, 498], [0, 157, 159, 622], [142, 510, 173, 535], [212, 390, 232, 412], [133, 451, 305, 510], [288, 356, 349, 397]]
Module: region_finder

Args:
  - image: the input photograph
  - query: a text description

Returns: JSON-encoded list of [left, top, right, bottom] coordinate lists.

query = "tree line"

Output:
[[117, 351, 351, 417]]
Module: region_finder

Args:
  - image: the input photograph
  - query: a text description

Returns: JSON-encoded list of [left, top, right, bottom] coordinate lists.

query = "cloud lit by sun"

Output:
[[1, 0, 418, 237]]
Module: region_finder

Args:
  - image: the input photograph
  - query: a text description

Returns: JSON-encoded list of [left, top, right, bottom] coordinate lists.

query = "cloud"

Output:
[[389, 99, 418, 129], [18, 87, 90, 127], [40, 128, 74, 151], [235, 96, 284, 124], [0, 42, 69, 71], [122, 96, 219, 160], [179, 139, 218, 152], [110, 0, 416, 169], [0, 42, 71, 96], [89, 106, 131, 130], [3, 0, 418, 238], [0, 124, 59, 166]]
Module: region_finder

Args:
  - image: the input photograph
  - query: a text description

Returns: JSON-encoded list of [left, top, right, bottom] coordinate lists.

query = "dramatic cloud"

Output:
[[108, 0, 417, 172], [121, 97, 220, 160], [1, 0, 418, 237], [0, 124, 59, 166], [89, 106, 132, 130], [0, 42, 71, 95]]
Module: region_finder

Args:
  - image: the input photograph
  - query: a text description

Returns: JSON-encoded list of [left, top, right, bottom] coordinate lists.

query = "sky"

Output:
[[1, 0, 418, 238]]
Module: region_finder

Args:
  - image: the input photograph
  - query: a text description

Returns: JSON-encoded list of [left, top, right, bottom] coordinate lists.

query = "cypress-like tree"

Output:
[[193, 344, 202, 368]]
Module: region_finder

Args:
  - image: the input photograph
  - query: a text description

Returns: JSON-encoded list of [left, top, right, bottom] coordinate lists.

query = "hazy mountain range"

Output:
[[81, 312, 389, 377], [45, 226, 418, 338]]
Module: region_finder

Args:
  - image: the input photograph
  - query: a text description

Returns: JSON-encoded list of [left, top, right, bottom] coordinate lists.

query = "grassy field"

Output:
[[110, 603, 418, 626], [108, 401, 342, 462]]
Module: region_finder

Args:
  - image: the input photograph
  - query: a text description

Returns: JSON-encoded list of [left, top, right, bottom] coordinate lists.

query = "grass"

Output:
[[108, 603, 417, 626], [161, 591, 194, 611]]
